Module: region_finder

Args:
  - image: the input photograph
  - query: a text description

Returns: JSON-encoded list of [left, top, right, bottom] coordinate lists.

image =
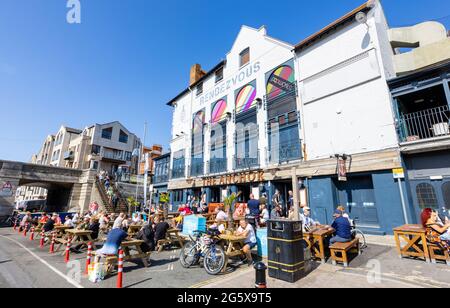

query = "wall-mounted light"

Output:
[[256, 98, 263, 108], [226, 112, 232, 121]]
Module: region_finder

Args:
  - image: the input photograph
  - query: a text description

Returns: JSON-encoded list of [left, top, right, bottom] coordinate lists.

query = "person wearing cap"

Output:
[[329, 209, 352, 244]]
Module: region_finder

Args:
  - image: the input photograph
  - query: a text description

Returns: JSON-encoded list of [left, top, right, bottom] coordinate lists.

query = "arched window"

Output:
[[416, 183, 438, 209], [441, 182, 450, 210]]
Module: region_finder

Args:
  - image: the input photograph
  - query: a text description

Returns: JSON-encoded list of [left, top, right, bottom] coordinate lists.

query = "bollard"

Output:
[[23, 223, 28, 237], [39, 232, 45, 248], [85, 242, 93, 275], [29, 226, 35, 241], [64, 237, 72, 263], [254, 262, 268, 289], [49, 232, 56, 254], [117, 249, 124, 288]]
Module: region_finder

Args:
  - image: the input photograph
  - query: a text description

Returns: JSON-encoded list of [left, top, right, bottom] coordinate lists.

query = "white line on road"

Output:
[[0, 235, 84, 289]]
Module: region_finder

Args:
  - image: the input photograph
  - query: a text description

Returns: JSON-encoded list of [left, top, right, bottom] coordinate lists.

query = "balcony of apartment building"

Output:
[[392, 67, 450, 153], [101, 148, 126, 164]]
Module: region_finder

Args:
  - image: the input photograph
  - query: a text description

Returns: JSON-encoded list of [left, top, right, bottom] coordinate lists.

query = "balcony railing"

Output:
[[233, 150, 260, 170], [171, 167, 185, 180], [399, 106, 450, 143], [267, 143, 302, 165], [208, 158, 227, 174], [154, 174, 169, 184], [190, 159, 204, 177]]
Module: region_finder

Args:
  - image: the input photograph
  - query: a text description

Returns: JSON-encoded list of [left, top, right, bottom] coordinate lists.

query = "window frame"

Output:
[[239, 48, 250, 67]]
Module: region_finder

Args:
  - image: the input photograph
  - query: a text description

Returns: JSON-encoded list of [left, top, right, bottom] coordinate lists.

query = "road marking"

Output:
[[0, 235, 84, 289]]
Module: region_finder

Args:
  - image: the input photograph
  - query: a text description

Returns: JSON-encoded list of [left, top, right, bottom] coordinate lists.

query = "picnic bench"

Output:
[[428, 243, 450, 266], [93, 240, 151, 273], [219, 234, 246, 272], [330, 238, 360, 267], [303, 227, 335, 264], [128, 225, 143, 236], [394, 225, 430, 263], [157, 229, 186, 252], [55, 229, 94, 253]]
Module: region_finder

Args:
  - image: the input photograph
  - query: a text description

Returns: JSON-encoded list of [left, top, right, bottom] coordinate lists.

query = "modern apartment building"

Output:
[[16, 121, 142, 203]]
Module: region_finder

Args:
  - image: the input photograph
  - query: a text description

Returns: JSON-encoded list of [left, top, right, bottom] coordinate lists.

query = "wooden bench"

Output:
[[428, 244, 450, 266], [330, 239, 360, 267]]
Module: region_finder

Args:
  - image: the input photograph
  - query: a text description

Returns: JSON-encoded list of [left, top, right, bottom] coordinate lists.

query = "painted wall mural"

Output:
[[235, 82, 257, 114], [211, 99, 228, 124], [266, 60, 296, 100], [192, 110, 205, 134]]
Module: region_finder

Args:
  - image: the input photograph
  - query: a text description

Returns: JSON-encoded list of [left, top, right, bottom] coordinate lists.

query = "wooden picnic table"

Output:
[[55, 229, 94, 253], [157, 228, 186, 252], [128, 224, 143, 236], [303, 226, 335, 264], [219, 234, 246, 272], [394, 224, 431, 263]]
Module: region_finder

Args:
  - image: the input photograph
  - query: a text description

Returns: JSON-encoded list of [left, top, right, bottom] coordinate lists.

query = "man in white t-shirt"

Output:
[[215, 206, 229, 222], [235, 220, 257, 266], [113, 213, 125, 230]]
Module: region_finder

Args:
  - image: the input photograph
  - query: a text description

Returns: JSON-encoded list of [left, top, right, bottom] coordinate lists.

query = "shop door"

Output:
[[335, 176, 380, 228]]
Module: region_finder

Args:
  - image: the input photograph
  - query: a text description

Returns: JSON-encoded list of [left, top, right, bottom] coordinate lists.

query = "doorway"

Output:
[[334, 176, 380, 228]]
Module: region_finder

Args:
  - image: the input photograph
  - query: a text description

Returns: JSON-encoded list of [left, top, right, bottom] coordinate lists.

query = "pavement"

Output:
[[1, 226, 449, 288], [0, 227, 249, 288]]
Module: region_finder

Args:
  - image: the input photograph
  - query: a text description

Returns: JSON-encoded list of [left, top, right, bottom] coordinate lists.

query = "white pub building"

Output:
[[166, 0, 447, 235]]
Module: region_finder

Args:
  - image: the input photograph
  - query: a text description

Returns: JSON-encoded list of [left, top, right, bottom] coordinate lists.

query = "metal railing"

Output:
[[170, 167, 185, 180], [190, 159, 204, 177], [153, 174, 169, 184], [267, 143, 302, 165], [233, 150, 260, 170], [399, 106, 450, 142], [208, 158, 227, 174]]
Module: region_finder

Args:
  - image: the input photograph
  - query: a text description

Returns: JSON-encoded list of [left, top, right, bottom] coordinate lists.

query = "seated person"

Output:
[[235, 220, 257, 266], [233, 204, 246, 220], [96, 228, 128, 256], [154, 217, 171, 244], [53, 213, 62, 225], [215, 206, 228, 221], [178, 204, 192, 216], [88, 217, 100, 240], [210, 218, 226, 234], [64, 215, 75, 228], [422, 208, 450, 253], [300, 207, 320, 232], [270, 204, 283, 219], [260, 204, 269, 225], [136, 223, 155, 253], [39, 213, 50, 224], [43, 214, 57, 233], [77, 217, 91, 230], [329, 209, 352, 244], [337, 206, 352, 224]]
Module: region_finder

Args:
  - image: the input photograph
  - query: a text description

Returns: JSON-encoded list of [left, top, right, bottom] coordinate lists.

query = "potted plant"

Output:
[[223, 191, 241, 232], [159, 193, 170, 218], [126, 196, 140, 216]]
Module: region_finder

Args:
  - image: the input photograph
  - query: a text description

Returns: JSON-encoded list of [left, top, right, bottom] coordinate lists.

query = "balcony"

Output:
[[190, 158, 204, 177], [154, 174, 169, 184], [233, 151, 260, 171], [267, 143, 302, 165], [102, 151, 125, 163], [398, 106, 450, 143], [208, 158, 227, 175], [63, 151, 74, 161], [170, 167, 185, 180]]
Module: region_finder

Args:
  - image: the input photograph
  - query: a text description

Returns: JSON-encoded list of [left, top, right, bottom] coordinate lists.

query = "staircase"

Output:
[[95, 178, 128, 214]]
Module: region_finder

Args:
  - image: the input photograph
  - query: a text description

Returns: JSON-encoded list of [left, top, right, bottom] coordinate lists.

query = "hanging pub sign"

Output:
[[337, 157, 347, 182]]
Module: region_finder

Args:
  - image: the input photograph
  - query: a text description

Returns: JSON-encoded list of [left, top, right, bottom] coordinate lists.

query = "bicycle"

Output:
[[0, 212, 18, 227], [351, 218, 367, 250], [179, 229, 226, 275]]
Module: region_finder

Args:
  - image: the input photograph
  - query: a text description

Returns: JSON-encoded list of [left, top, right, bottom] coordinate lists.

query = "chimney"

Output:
[[190, 64, 206, 86]]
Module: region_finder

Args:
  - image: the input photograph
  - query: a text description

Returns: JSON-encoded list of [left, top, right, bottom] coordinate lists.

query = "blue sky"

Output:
[[0, 0, 449, 162]]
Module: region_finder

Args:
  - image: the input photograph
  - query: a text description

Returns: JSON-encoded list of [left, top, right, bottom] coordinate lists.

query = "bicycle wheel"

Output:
[[203, 245, 226, 275], [179, 241, 200, 268], [353, 229, 367, 250]]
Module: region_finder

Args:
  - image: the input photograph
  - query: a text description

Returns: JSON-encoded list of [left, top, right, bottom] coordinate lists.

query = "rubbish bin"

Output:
[[267, 219, 304, 283]]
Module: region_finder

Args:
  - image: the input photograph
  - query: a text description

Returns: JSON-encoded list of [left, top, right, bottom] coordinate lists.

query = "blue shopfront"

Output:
[[307, 170, 413, 235]]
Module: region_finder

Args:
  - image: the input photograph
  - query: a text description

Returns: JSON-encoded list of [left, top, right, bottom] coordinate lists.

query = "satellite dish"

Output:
[[355, 12, 367, 25]]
